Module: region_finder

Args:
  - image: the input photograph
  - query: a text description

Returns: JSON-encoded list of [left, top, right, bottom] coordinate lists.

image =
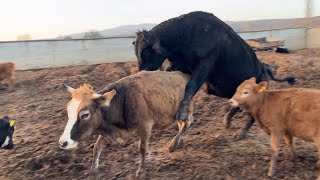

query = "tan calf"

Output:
[[229, 77, 320, 176], [0, 62, 15, 90]]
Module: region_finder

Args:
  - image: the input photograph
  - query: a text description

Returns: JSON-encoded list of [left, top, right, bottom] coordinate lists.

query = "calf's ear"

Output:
[[257, 81, 268, 92], [249, 77, 256, 82], [98, 89, 117, 107], [9, 120, 15, 127]]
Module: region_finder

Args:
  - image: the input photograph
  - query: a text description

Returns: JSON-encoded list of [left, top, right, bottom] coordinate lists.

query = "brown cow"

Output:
[[58, 71, 194, 178], [0, 62, 15, 90], [229, 77, 320, 176]]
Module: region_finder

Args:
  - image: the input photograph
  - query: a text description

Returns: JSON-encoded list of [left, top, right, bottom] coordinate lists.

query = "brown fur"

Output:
[[230, 77, 320, 176], [63, 71, 194, 178], [71, 83, 94, 100], [0, 62, 15, 90]]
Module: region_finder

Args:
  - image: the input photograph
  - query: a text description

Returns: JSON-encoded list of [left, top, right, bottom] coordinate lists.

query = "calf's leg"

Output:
[[284, 133, 296, 160], [313, 136, 320, 166], [8, 76, 14, 91], [91, 135, 109, 175], [268, 132, 281, 176], [169, 113, 194, 152], [136, 124, 152, 178], [8, 70, 15, 91]]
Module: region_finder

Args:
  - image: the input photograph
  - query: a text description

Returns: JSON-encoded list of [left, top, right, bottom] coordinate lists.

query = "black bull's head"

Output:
[[133, 30, 169, 71]]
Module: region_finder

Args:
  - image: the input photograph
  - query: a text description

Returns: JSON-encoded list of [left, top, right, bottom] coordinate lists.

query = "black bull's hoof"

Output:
[[175, 108, 189, 120]]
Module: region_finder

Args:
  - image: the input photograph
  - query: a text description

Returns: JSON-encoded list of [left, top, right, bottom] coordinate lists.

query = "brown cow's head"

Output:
[[59, 83, 116, 150], [133, 30, 168, 71], [229, 77, 268, 108]]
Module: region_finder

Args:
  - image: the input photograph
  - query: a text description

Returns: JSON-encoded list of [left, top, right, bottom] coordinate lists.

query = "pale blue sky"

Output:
[[0, 0, 313, 41]]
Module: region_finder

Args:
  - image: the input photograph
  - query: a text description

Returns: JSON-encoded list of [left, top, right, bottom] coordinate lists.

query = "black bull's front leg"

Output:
[[176, 60, 213, 120], [175, 60, 256, 140]]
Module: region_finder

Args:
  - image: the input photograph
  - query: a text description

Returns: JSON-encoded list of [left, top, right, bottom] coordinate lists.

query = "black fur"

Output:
[[0, 116, 15, 150], [275, 47, 290, 53]]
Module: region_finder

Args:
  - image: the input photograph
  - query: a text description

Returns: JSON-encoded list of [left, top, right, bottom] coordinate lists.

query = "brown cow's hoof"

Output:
[[90, 167, 99, 176], [267, 167, 275, 177], [233, 130, 247, 141], [135, 168, 146, 179]]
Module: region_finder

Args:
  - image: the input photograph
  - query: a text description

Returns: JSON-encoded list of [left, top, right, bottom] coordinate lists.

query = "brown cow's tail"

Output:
[[263, 63, 295, 85]]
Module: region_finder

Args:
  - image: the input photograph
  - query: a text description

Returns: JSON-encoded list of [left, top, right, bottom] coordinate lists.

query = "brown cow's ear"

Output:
[[257, 81, 268, 92], [92, 93, 102, 99], [101, 89, 117, 107]]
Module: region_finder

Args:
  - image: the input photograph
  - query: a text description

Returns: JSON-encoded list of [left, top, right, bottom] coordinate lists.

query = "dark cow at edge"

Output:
[[133, 11, 295, 140], [0, 116, 15, 150]]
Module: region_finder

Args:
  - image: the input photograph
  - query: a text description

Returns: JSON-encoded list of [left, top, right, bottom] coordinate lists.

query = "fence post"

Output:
[[305, 0, 312, 48]]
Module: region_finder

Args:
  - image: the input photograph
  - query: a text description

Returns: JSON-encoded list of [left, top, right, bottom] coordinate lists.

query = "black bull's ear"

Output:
[[132, 41, 135, 45]]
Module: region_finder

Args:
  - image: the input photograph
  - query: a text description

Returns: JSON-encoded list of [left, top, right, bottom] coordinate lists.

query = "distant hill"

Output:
[[58, 17, 320, 39], [58, 23, 157, 39]]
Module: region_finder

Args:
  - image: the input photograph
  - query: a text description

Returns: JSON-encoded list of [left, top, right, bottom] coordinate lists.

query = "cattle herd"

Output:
[[1, 11, 320, 178]]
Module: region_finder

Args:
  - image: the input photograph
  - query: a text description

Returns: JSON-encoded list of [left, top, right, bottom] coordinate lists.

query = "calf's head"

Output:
[[59, 83, 116, 150], [229, 77, 268, 108], [133, 30, 168, 71], [0, 116, 15, 150]]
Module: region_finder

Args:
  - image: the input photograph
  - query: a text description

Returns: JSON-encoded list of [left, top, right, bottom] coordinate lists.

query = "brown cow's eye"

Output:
[[79, 110, 91, 120], [81, 113, 89, 119]]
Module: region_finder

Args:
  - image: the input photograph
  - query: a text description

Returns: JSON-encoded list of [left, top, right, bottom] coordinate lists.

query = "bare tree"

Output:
[[83, 29, 103, 39], [63, 36, 72, 40], [57, 34, 72, 40], [17, 34, 31, 41]]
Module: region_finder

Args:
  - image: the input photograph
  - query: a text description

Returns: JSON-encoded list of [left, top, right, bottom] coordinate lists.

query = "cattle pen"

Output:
[[1, 0, 320, 179], [0, 48, 320, 179]]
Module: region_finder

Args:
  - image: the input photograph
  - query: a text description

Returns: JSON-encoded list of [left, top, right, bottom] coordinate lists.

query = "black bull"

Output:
[[133, 11, 295, 140]]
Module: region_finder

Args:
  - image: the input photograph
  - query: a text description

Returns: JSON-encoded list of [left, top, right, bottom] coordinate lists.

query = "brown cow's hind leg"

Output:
[[136, 124, 152, 178]]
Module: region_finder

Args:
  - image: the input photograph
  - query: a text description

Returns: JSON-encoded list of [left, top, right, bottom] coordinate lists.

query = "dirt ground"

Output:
[[0, 48, 320, 180]]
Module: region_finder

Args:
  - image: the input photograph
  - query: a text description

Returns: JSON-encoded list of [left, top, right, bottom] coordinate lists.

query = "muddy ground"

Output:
[[0, 48, 320, 180]]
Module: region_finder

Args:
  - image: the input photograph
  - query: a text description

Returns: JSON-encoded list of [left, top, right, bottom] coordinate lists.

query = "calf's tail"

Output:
[[263, 63, 295, 85]]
